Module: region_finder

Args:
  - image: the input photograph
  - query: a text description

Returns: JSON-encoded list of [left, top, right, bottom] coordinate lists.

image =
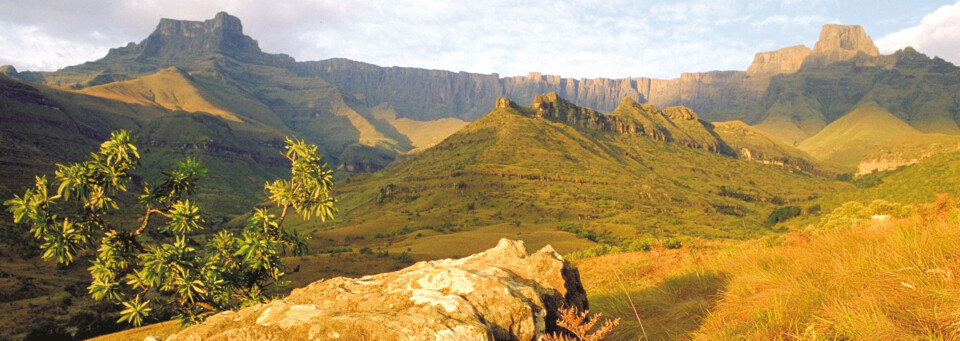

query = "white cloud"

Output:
[[876, 1, 960, 65], [0, 22, 110, 71]]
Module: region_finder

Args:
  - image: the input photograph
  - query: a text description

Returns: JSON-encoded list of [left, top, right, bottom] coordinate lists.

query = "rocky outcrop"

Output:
[[501, 72, 644, 113], [518, 94, 726, 153], [712, 120, 832, 175], [530, 92, 607, 131], [110, 12, 295, 67], [803, 24, 881, 67], [167, 239, 587, 341], [812, 24, 879, 57], [746, 45, 811, 76]]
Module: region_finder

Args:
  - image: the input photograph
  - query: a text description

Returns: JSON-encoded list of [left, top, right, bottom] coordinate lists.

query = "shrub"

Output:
[[816, 199, 913, 232], [556, 223, 598, 242], [4, 132, 335, 326], [767, 205, 802, 225]]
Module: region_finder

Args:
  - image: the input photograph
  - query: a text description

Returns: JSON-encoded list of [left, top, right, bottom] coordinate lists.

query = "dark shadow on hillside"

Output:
[[589, 270, 728, 341]]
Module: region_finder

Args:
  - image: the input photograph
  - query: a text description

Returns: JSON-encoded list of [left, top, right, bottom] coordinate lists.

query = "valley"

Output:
[[0, 10, 959, 341]]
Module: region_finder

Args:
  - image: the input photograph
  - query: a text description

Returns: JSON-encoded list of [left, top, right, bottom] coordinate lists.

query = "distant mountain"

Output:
[[6, 13, 958, 172], [9, 12, 469, 175]]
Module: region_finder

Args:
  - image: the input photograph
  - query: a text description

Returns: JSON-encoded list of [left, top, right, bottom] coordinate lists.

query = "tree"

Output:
[[4, 130, 336, 326]]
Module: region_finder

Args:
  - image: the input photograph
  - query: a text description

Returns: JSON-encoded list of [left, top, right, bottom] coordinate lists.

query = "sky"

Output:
[[1, 1, 959, 79]]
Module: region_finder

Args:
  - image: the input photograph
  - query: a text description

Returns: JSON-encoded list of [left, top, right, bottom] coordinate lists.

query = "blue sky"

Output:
[[1, 0, 958, 79]]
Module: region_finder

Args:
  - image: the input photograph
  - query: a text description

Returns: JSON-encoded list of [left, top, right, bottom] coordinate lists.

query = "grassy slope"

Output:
[[750, 49, 960, 146], [857, 132, 960, 175], [370, 103, 469, 152], [713, 120, 842, 176], [825, 151, 960, 206], [798, 101, 918, 169], [79, 67, 244, 123], [280, 101, 845, 283], [579, 196, 960, 340]]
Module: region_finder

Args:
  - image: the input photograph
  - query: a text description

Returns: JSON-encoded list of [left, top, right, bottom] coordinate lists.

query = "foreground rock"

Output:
[[168, 239, 587, 340]]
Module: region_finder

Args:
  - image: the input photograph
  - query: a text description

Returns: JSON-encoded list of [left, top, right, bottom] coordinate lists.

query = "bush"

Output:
[[4, 132, 335, 326], [767, 206, 802, 225], [556, 222, 599, 242], [624, 239, 653, 252], [816, 200, 913, 232], [662, 238, 684, 249]]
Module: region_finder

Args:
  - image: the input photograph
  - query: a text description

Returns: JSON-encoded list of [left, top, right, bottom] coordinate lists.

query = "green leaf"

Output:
[[165, 200, 205, 234], [118, 296, 151, 327]]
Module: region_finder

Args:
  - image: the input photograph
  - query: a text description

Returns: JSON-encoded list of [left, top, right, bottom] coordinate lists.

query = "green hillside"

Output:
[[281, 95, 846, 279], [712, 120, 840, 176], [857, 132, 960, 175], [798, 101, 918, 169], [749, 48, 960, 145], [79, 67, 244, 123]]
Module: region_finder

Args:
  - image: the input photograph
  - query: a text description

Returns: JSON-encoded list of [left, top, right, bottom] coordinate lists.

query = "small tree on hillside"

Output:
[[4, 130, 336, 326]]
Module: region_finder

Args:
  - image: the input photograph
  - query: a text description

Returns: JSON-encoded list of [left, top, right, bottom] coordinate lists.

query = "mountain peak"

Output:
[[812, 24, 879, 57], [0, 65, 18, 77], [155, 11, 243, 36], [100, 12, 293, 68]]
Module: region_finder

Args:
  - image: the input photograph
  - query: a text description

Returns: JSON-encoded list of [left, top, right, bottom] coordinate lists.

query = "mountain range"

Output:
[[2, 11, 960, 340], [4, 13, 958, 174]]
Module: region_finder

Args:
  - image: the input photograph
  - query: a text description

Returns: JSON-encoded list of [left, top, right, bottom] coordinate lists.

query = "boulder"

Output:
[[167, 239, 587, 341]]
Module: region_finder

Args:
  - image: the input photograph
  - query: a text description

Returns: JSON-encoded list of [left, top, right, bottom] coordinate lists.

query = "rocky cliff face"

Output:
[[812, 24, 879, 58], [747, 45, 812, 76], [307, 61, 763, 122], [167, 239, 587, 341], [801, 24, 884, 68], [111, 12, 295, 67], [295, 59, 504, 121], [301, 24, 906, 128]]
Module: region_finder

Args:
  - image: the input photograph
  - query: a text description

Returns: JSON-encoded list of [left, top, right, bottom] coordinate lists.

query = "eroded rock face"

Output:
[[167, 239, 587, 341], [812, 24, 879, 57], [746, 45, 812, 76]]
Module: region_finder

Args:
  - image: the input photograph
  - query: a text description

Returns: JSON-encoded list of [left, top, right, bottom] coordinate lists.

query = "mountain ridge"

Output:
[[12, 14, 952, 130]]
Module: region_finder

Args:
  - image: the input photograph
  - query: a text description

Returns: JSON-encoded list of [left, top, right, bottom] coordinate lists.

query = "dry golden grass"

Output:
[[79, 67, 244, 123], [577, 196, 960, 340]]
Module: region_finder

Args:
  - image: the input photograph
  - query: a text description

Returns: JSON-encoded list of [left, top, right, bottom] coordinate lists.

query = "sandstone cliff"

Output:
[[747, 45, 812, 76], [167, 239, 587, 341], [305, 60, 764, 122], [812, 24, 879, 59]]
